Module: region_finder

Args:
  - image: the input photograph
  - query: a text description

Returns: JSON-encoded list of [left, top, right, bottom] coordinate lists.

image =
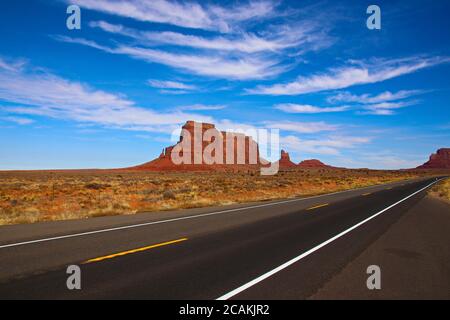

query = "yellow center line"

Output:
[[361, 192, 372, 196], [307, 203, 329, 211], [386, 187, 393, 190], [83, 238, 188, 264]]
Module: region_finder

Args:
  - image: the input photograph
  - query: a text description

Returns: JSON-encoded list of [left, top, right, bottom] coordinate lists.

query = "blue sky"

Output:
[[0, 0, 449, 170]]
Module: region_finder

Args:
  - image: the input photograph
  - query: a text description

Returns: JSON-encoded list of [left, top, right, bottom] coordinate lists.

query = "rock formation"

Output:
[[128, 120, 338, 172], [277, 150, 297, 168], [297, 159, 332, 168], [130, 121, 262, 171], [417, 148, 450, 169]]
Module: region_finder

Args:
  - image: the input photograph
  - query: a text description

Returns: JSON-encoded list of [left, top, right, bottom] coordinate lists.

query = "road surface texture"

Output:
[[0, 176, 448, 299]]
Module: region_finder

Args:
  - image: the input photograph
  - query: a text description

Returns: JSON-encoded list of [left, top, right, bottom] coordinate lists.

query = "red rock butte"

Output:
[[298, 159, 332, 168], [130, 121, 263, 171], [128, 121, 335, 172], [417, 148, 450, 169]]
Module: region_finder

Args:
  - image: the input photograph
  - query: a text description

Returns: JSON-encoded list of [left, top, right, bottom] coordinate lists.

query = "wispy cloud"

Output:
[[70, 0, 278, 33], [247, 56, 448, 95], [89, 19, 330, 54], [264, 120, 339, 133], [1, 116, 34, 125], [57, 2, 336, 82], [56, 36, 286, 80], [178, 104, 226, 111], [0, 58, 213, 132], [281, 135, 371, 155], [328, 90, 424, 104], [0, 57, 27, 73], [147, 79, 197, 90], [358, 152, 423, 169], [158, 90, 191, 95], [358, 100, 419, 115], [327, 89, 424, 115], [275, 103, 349, 114]]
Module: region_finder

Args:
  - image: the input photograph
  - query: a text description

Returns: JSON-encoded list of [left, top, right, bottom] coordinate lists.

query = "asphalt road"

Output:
[[0, 176, 447, 299]]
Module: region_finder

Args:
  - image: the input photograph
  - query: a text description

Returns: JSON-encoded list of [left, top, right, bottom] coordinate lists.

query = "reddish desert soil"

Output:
[[0, 168, 445, 225]]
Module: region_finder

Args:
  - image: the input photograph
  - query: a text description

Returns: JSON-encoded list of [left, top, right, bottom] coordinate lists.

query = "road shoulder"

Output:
[[309, 195, 450, 299]]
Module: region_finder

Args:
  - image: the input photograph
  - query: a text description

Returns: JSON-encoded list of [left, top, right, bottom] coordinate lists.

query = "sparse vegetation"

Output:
[[429, 177, 450, 202], [0, 169, 442, 225]]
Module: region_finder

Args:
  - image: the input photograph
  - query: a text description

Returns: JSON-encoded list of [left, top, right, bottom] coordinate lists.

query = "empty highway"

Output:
[[0, 176, 448, 299]]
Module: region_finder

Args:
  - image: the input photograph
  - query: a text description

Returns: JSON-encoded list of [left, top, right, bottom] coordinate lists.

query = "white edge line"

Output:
[[216, 178, 443, 300], [0, 178, 434, 250]]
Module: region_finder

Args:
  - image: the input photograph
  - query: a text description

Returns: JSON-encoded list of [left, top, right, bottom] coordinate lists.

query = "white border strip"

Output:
[[216, 178, 443, 300], [0, 178, 427, 250]]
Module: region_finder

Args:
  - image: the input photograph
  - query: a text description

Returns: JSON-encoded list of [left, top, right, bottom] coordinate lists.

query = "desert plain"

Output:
[[0, 168, 447, 225]]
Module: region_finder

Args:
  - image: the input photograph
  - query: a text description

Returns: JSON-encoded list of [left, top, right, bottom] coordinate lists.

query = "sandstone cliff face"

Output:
[[417, 148, 450, 169], [129, 120, 337, 172], [131, 121, 262, 171]]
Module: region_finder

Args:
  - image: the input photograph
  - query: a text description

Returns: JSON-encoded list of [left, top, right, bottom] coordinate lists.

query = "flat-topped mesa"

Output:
[[178, 121, 260, 165], [298, 159, 331, 168], [132, 121, 262, 171], [417, 148, 450, 169], [182, 120, 215, 131]]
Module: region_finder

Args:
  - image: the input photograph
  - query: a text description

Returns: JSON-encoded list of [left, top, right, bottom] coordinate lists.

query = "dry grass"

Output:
[[0, 168, 442, 225], [429, 177, 450, 202]]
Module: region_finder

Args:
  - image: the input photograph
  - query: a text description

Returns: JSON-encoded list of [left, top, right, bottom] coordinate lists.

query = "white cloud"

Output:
[[116, 45, 285, 80], [0, 70, 134, 111], [264, 120, 339, 133], [246, 56, 448, 95], [0, 57, 27, 73], [281, 135, 371, 155], [275, 103, 349, 113], [372, 101, 415, 109], [360, 109, 396, 116], [56, 36, 286, 80], [327, 90, 424, 116], [0, 59, 213, 132], [147, 79, 197, 90], [58, 3, 335, 81], [71, 0, 278, 33], [158, 90, 191, 95], [178, 104, 226, 111], [359, 153, 423, 170], [328, 90, 424, 104], [89, 20, 329, 54], [330, 153, 423, 170], [352, 100, 420, 115], [1, 116, 34, 125]]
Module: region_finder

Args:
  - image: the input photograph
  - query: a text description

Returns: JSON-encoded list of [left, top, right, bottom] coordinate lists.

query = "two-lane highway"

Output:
[[0, 177, 446, 299]]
